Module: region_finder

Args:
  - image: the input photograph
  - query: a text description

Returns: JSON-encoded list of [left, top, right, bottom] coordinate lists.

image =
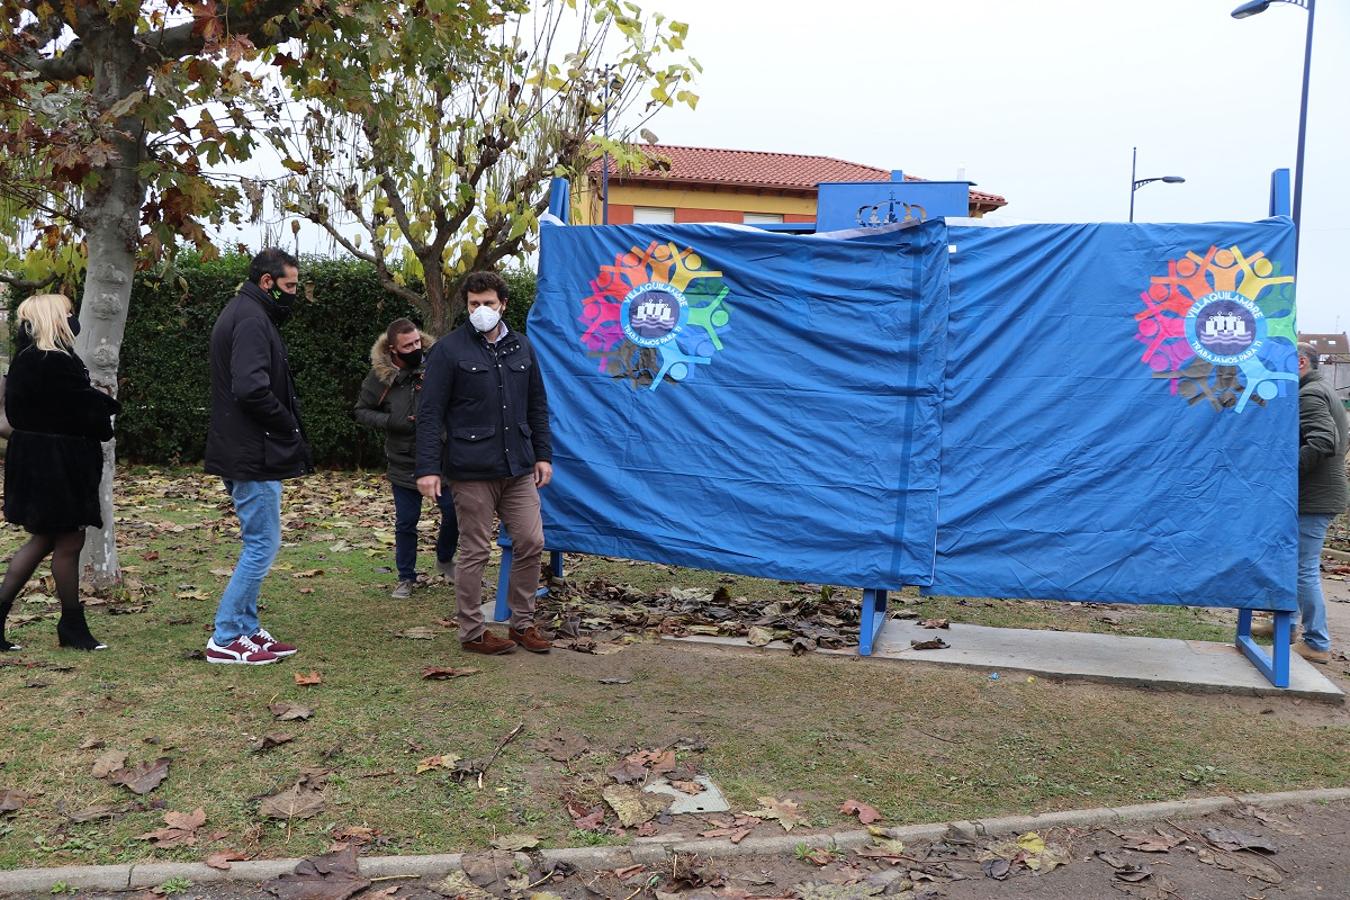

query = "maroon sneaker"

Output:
[[508, 626, 552, 653], [461, 631, 517, 655], [251, 628, 297, 657], [206, 635, 280, 665]]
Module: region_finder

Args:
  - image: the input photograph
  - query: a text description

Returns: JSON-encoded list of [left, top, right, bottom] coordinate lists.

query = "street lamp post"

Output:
[[1129, 146, 1187, 222], [1231, 0, 1315, 262]]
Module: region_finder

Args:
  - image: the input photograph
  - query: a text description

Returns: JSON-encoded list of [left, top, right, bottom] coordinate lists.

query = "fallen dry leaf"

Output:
[[259, 771, 329, 821], [395, 626, 439, 640], [840, 799, 882, 825], [0, 790, 29, 815], [91, 749, 130, 779], [205, 850, 249, 870], [460, 850, 526, 895], [607, 758, 650, 784], [909, 637, 950, 650], [919, 618, 950, 629], [63, 804, 121, 824], [291, 569, 325, 579], [417, 753, 462, 774], [269, 702, 314, 721], [746, 796, 807, 832], [139, 807, 206, 848], [422, 665, 480, 680], [490, 833, 540, 851], [250, 733, 296, 754], [263, 844, 369, 899], [1203, 827, 1277, 854], [330, 825, 381, 846], [602, 784, 670, 827], [294, 671, 323, 686], [746, 626, 774, 647], [433, 871, 492, 900], [699, 825, 755, 844], [111, 758, 172, 795], [1120, 831, 1187, 853], [569, 805, 606, 831]]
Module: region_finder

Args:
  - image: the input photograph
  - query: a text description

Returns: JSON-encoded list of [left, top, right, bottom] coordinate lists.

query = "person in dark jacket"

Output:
[[415, 271, 553, 655], [0, 293, 118, 652], [355, 318, 458, 598], [1292, 342, 1349, 665], [202, 248, 312, 665]]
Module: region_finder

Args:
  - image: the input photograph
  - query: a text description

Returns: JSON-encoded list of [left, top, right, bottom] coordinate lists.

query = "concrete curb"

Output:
[[3, 787, 1349, 894]]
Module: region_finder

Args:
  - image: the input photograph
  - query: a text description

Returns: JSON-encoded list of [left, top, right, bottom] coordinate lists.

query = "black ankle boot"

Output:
[[57, 606, 107, 651], [0, 601, 17, 651]]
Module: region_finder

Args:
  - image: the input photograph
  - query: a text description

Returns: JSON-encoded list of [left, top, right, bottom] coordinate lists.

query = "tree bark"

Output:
[[73, 17, 148, 589]]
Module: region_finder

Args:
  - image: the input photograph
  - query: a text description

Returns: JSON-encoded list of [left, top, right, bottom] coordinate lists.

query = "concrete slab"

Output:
[[665, 621, 1344, 702], [644, 775, 730, 814]]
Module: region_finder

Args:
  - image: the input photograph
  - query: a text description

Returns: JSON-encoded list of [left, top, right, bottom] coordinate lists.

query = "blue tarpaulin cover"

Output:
[[930, 221, 1298, 610], [528, 216, 1299, 611], [529, 220, 950, 587]]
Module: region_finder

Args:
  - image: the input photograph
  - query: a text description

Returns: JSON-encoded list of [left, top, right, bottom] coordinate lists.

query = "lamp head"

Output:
[[1161, 176, 1186, 184], [1231, 0, 1272, 18]]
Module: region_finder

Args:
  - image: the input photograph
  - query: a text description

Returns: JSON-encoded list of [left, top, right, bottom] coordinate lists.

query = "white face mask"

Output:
[[469, 305, 501, 333]]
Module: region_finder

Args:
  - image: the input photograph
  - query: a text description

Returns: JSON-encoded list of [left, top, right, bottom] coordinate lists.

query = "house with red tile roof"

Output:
[[576, 144, 1007, 227]]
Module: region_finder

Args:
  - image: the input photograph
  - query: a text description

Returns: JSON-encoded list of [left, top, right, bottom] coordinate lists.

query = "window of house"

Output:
[[632, 206, 676, 224], [743, 212, 785, 224]]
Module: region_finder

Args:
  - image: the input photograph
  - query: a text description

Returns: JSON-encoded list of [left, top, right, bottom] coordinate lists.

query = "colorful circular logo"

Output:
[[1133, 244, 1296, 413], [577, 241, 732, 392]]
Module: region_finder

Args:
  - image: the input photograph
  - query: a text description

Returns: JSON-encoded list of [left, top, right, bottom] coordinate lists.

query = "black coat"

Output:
[[204, 282, 313, 482], [354, 332, 436, 489], [3, 331, 120, 532], [415, 324, 552, 482], [1298, 370, 1349, 515]]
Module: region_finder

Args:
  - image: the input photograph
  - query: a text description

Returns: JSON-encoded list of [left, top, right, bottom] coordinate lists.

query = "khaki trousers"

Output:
[[450, 475, 544, 641]]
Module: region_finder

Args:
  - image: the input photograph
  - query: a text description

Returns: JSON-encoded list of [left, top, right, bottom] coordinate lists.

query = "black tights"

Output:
[[0, 530, 87, 650]]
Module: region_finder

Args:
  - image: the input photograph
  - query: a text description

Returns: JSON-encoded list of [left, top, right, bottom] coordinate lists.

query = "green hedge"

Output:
[[110, 255, 536, 466]]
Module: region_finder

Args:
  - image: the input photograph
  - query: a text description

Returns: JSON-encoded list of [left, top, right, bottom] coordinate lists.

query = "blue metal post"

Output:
[[1292, 0, 1315, 260], [493, 526, 557, 623], [1269, 168, 1292, 217], [1235, 608, 1294, 688], [858, 589, 889, 656]]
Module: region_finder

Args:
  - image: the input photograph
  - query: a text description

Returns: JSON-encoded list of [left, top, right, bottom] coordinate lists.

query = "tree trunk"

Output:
[[73, 20, 147, 589]]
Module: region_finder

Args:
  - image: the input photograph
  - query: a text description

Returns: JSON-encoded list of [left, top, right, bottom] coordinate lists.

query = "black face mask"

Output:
[[265, 286, 298, 325], [396, 348, 424, 368]]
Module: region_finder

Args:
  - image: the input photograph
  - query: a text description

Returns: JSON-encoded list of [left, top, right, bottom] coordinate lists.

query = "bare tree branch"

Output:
[[0, 269, 60, 291]]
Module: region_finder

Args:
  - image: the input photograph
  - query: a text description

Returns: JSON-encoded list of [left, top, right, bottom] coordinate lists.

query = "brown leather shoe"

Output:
[[508, 626, 552, 653], [461, 631, 517, 655]]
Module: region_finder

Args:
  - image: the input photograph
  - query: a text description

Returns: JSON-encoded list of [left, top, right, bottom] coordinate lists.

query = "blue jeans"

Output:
[[391, 483, 458, 582], [1296, 513, 1335, 652], [212, 480, 282, 645]]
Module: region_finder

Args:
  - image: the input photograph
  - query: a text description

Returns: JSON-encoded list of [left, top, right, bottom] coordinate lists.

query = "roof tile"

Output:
[[591, 144, 1006, 208]]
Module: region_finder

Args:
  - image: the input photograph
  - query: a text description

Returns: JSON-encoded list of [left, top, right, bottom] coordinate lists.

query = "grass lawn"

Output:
[[0, 468, 1346, 871]]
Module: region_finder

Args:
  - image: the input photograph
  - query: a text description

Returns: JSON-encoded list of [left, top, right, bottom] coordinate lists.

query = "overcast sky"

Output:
[[640, 0, 1347, 333]]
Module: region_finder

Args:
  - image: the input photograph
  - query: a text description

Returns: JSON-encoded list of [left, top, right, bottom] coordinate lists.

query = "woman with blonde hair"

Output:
[[0, 293, 119, 651]]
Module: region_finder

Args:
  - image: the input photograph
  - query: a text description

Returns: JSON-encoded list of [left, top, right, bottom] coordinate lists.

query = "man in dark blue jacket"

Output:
[[415, 271, 553, 655], [203, 248, 312, 665]]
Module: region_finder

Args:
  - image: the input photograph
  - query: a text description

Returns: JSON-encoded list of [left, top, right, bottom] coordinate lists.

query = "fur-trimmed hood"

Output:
[[370, 331, 435, 385]]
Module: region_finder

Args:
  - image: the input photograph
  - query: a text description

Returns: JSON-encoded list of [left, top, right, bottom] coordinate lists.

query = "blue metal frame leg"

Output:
[[859, 589, 889, 657], [492, 527, 562, 624], [1235, 608, 1292, 688]]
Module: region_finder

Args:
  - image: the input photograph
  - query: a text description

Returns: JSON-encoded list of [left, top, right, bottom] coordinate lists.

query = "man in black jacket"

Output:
[[203, 248, 312, 665], [415, 271, 553, 655], [355, 318, 457, 598]]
